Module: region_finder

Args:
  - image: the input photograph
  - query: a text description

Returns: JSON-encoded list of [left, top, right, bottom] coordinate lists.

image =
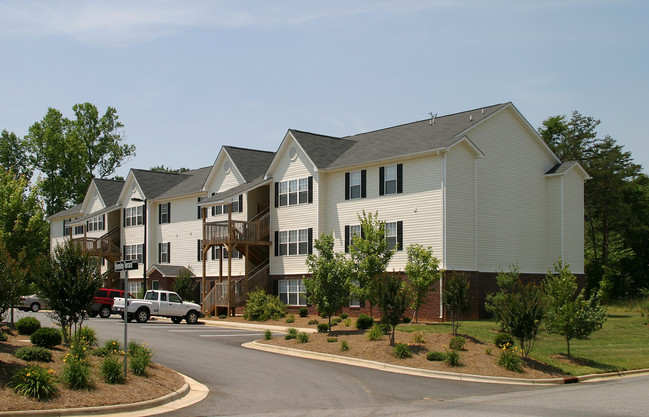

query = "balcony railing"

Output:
[[204, 210, 270, 246], [71, 227, 121, 260]]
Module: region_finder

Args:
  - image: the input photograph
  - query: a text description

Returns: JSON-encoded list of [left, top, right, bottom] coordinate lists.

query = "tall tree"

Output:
[[404, 244, 441, 324], [26, 103, 135, 216], [0, 130, 32, 179], [0, 241, 28, 324], [305, 232, 351, 330], [348, 211, 394, 316], [150, 165, 190, 173], [484, 264, 520, 332]]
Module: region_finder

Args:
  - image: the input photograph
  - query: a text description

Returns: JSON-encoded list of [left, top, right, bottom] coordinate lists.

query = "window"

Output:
[[124, 244, 143, 263], [275, 177, 313, 207], [211, 246, 242, 260], [384, 221, 403, 251], [159, 242, 170, 263], [344, 224, 362, 253], [159, 202, 170, 224], [145, 291, 158, 301], [74, 225, 84, 235], [63, 219, 71, 236], [349, 279, 361, 307], [278, 279, 306, 306], [160, 292, 167, 302], [379, 164, 403, 195], [197, 239, 203, 262], [275, 228, 312, 256], [197, 197, 204, 219], [124, 206, 144, 227], [345, 170, 366, 200], [128, 282, 140, 296], [169, 293, 182, 303], [87, 215, 105, 232]]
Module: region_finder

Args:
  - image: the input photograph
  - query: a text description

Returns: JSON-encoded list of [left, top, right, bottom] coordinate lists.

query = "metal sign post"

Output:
[[115, 260, 138, 378]]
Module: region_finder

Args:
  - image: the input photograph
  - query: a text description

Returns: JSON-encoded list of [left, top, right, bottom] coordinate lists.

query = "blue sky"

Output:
[[1, 0, 647, 177]]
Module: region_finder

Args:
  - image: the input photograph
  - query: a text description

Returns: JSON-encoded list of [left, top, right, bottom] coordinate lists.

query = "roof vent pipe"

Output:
[[470, 114, 473, 121], [429, 112, 436, 125], [481, 108, 485, 115]]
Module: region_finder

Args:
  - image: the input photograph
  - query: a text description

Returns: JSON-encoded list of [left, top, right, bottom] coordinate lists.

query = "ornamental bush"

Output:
[[15, 346, 53, 362], [62, 358, 93, 390], [339, 313, 348, 320], [449, 336, 466, 351], [445, 349, 462, 367], [243, 289, 287, 321], [355, 314, 374, 330], [100, 355, 125, 384], [129, 343, 153, 376], [298, 307, 308, 317], [340, 340, 350, 351], [284, 328, 298, 340], [296, 332, 310, 343], [365, 324, 384, 341], [285, 314, 295, 323], [498, 346, 523, 373], [426, 351, 446, 361], [16, 317, 41, 335], [9, 365, 57, 400], [73, 327, 98, 347], [30, 327, 62, 349], [392, 343, 412, 359], [317, 323, 330, 333], [493, 333, 515, 349]]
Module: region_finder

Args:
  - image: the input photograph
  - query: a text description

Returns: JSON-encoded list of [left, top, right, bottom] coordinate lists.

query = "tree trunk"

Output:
[[602, 211, 609, 267], [566, 336, 571, 358], [414, 308, 419, 324]]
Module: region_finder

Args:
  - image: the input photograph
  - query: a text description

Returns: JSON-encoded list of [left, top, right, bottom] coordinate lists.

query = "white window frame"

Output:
[[278, 178, 309, 207], [125, 206, 143, 227], [87, 215, 104, 232], [160, 203, 170, 224], [278, 229, 309, 256], [384, 165, 397, 195], [74, 225, 84, 235], [125, 244, 143, 263], [278, 279, 306, 306], [160, 242, 170, 263], [349, 171, 361, 199], [385, 222, 397, 250], [128, 282, 140, 296]]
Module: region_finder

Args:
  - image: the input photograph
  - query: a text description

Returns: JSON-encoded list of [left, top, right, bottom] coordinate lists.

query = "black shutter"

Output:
[[167, 243, 171, 263], [308, 176, 313, 204], [167, 202, 171, 223], [239, 194, 243, 213], [344, 172, 350, 200], [274, 231, 279, 256], [361, 170, 366, 198], [158, 243, 161, 263], [197, 240, 201, 262], [397, 163, 403, 194], [123, 245, 126, 259], [274, 182, 279, 207], [142, 204, 146, 226], [273, 279, 279, 296], [158, 204, 162, 224], [397, 221, 403, 251], [123, 209, 126, 227], [86, 220, 89, 231], [197, 198, 201, 219], [211, 246, 215, 261], [211, 193, 216, 216], [379, 166, 385, 195], [360, 299, 366, 308], [308, 228, 313, 254], [344, 225, 350, 253], [102, 214, 105, 230]]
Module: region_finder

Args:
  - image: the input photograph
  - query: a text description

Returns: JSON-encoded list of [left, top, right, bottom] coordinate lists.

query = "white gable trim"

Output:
[[203, 147, 245, 191], [545, 161, 591, 180], [446, 136, 485, 158], [79, 181, 104, 214], [116, 170, 145, 204], [264, 131, 317, 179]]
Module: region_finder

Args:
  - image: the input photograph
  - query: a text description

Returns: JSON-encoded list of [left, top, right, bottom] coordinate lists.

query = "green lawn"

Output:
[[399, 311, 649, 376]]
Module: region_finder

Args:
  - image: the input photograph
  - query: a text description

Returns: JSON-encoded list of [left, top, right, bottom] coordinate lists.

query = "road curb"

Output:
[[0, 372, 208, 417], [200, 318, 317, 333]]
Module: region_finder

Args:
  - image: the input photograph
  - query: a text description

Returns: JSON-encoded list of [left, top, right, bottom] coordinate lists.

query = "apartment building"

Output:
[[48, 102, 588, 320]]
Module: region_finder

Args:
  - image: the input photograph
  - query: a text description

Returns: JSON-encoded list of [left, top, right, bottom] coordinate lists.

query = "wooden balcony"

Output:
[[203, 260, 270, 315], [204, 210, 270, 247], [71, 227, 121, 263]]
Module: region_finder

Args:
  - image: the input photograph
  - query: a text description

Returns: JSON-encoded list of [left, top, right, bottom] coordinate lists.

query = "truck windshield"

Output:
[[145, 292, 158, 301]]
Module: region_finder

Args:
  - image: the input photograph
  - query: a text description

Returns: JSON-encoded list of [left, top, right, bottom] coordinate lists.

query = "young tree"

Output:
[[26, 103, 135, 216], [544, 260, 607, 358], [348, 211, 394, 316], [499, 280, 546, 358], [376, 273, 409, 346], [442, 272, 471, 336], [484, 264, 520, 332], [404, 244, 441, 323], [38, 240, 103, 343], [304, 233, 351, 330], [0, 241, 28, 324], [173, 268, 197, 302]]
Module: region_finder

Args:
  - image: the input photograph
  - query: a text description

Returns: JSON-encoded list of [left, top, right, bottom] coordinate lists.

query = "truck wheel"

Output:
[[88, 311, 98, 318], [186, 311, 199, 324], [136, 308, 150, 323], [30, 302, 41, 312], [99, 306, 111, 318], [171, 317, 183, 324]]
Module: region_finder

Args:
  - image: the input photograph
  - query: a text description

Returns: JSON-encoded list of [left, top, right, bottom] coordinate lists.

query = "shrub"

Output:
[[355, 314, 374, 330], [332, 317, 342, 325], [67, 340, 90, 362], [485, 347, 493, 356], [327, 337, 338, 343], [100, 355, 125, 384], [296, 332, 310, 343], [493, 333, 515, 349], [339, 313, 348, 320], [498, 346, 523, 373], [73, 327, 98, 347], [343, 318, 352, 327], [298, 307, 308, 317], [412, 332, 425, 343], [0, 332, 7, 342], [243, 289, 287, 321], [392, 343, 412, 359], [264, 330, 272, 340], [62, 358, 93, 390], [308, 319, 319, 325], [30, 327, 62, 349], [285, 314, 295, 323], [449, 336, 466, 351], [130, 345, 153, 376], [340, 340, 350, 351], [366, 325, 384, 341], [15, 346, 53, 362], [127, 340, 146, 356], [426, 351, 446, 361], [402, 316, 412, 324], [377, 323, 391, 335], [16, 317, 41, 335], [218, 314, 227, 320], [94, 339, 123, 357], [285, 328, 298, 340], [445, 349, 462, 367], [9, 365, 57, 400], [317, 323, 330, 333]]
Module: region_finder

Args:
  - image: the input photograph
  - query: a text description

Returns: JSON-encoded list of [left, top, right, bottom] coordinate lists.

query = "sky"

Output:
[[1, 0, 647, 178]]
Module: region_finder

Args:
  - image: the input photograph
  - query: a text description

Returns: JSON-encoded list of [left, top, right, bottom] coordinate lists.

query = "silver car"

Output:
[[16, 295, 47, 312]]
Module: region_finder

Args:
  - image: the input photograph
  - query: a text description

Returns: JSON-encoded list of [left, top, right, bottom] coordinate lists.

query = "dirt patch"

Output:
[[211, 315, 564, 379], [0, 327, 184, 412]]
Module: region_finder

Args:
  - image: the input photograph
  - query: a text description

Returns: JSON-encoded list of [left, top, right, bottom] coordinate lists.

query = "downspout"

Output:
[[440, 151, 447, 320], [560, 176, 565, 261], [143, 199, 148, 289]]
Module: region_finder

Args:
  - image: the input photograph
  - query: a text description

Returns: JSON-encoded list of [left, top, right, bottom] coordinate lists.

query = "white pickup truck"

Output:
[[113, 290, 202, 324]]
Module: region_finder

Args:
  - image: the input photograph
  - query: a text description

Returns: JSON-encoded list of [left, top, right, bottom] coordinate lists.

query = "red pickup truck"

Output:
[[88, 288, 132, 318]]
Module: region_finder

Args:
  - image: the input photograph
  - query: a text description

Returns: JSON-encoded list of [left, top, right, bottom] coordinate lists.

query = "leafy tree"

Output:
[[150, 165, 190, 173], [404, 244, 441, 323], [0, 130, 32, 179], [172, 268, 197, 302], [0, 241, 28, 323], [26, 103, 135, 216], [305, 232, 351, 330], [499, 280, 545, 358], [376, 273, 409, 346], [544, 260, 607, 358], [349, 211, 394, 316], [442, 272, 471, 336], [38, 240, 102, 343], [484, 264, 520, 332]]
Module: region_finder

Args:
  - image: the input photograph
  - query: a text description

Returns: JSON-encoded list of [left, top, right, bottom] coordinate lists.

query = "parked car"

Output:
[[113, 290, 202, 324], [16, 295, 47, 312], [88, 288, 133, 318]]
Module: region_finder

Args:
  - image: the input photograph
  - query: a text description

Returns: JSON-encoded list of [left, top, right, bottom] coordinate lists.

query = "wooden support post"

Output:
[[202, 207, 207, 312]]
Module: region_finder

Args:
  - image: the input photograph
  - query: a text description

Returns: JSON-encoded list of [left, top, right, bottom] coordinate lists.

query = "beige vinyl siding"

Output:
[[562, 170, 586, 273], [121, 178, 146, 275], [470, 107, 558, 273], [49, 218, 70, 253], [545, 176, 563, 264], [271, 140, 317, 275], [321, 154, 444, 272], [445, 141, 477, 270]]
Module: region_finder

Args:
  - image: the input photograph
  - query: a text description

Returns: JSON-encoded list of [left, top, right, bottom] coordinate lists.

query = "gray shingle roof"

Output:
[[289, 131, 357, 169], [47, 203, 83, 220], [132, 167, 210, 201], [93, 178, 125, 206], [156, 166, 211, 200], [545, 161, 578, 175], [224, 146, 275, 182], [200, 176, 270, 205], [146, 265, 195, 278]]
